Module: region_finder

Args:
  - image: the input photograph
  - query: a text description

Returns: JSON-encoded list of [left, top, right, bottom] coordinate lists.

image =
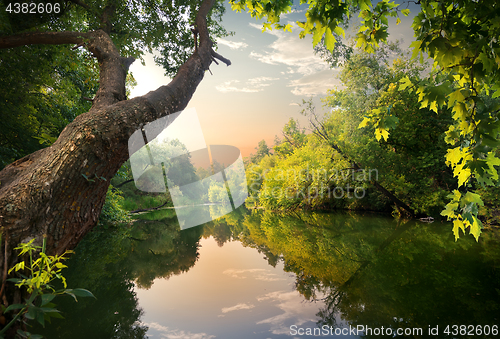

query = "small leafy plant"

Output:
[[0, 238, 95, 338]]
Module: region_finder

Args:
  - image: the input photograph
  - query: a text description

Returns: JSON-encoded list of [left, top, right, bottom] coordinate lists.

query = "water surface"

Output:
[[37, 208, 500, 338]]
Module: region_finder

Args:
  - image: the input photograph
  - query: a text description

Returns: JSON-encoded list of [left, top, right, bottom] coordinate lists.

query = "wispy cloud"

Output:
[[221, 302, 255, 314], [256, 291, 324, 335], [143, 322, 216, 339], [223, 268, 266, 278], [248, 23, 284, 38], [287, 69, 342, 96], [216, 77, 279, 93], [217, 38, 248, 50], [280, 8, 306, 19], [248, 22, 327, 76], [248, 22, 340, 96], [223, 268, 285, 281]]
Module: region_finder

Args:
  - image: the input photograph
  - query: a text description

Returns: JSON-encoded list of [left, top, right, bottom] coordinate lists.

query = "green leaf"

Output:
[[262, 22, 272, 32], [359, 0, 370, 11], [26, 291, 38, 305], [333, 26, 345, 38], [441, 201, 459, 219], [375, 127, 389, 141], [409, 40, 422, 59], [448, 89, 466, 105], [4, 303, 26, 313], [470, 215, 483, 241], [40, 294, 56, 306], [63, 288, 96, 301], [8, 261, 25, 274], [43, 302, 57, 309], [55, 262, 67, 269], [463, 191, 484, 206], [486, 151, 500, 180], [358, 116, 372, 128], [428, 100, 438, 113], [324, 27, 336, 52], [26, 305, 36, 320], [63, 290, 77, 302], [445, 146, 470, 168], [312, 24, 326, 47], [45, 311, 65, 319], [462, 211, 474, 226], [399, 76, 412, 90], [457, 167, 471, 187], [383, 115, 399, 129], [230, 1, 245, 12], [452, 219, 465, 241], [71, 288, 96, 299], [35, 307, 45, 327]]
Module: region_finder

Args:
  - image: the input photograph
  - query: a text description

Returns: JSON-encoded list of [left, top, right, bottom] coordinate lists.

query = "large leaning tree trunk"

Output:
[[0, 0, 229, 296]]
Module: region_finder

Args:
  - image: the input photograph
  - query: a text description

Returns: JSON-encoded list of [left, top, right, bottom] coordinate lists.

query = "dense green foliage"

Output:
[[99, 185, 132, 223], [230, 0, 500, 238], [2, 239, 94, 338], [0, 44, 98, 168], [1, 0, 230, 73], [245, 44, 465, 218]]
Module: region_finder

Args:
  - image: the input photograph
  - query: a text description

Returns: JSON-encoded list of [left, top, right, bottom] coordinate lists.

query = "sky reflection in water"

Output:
[[135, 236, 352, 339]]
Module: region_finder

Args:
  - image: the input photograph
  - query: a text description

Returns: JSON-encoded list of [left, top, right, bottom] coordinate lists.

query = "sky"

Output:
[[129, 2, 417, 158]]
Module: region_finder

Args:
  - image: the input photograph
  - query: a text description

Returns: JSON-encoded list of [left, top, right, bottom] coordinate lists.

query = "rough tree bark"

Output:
[[0, 0, 229, 298]]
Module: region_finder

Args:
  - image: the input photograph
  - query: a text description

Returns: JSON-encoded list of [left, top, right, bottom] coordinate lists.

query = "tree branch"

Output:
[[67, 0, 92, 11], [140, 0, 230, 140], [211, 50, 231, 66], [0, 31, 92, 49], [114, 178, 134, 188], [129, 200, 170, 214], [100, 3, 116, 34]]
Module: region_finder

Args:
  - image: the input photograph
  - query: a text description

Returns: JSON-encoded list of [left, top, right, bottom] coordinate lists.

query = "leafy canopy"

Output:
[[0, 0, 229, 168]]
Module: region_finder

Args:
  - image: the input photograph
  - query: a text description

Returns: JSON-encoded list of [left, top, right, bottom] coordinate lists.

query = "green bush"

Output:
[[99, 186, 131, 223]]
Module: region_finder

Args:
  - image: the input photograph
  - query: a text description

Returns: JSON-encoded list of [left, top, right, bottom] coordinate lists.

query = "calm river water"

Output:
[[37, 208, 500, 338]]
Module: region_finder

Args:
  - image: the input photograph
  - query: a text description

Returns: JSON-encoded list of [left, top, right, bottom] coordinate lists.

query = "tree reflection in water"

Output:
[[36, 208, 500, 338], [241, 211, 500, 337]]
